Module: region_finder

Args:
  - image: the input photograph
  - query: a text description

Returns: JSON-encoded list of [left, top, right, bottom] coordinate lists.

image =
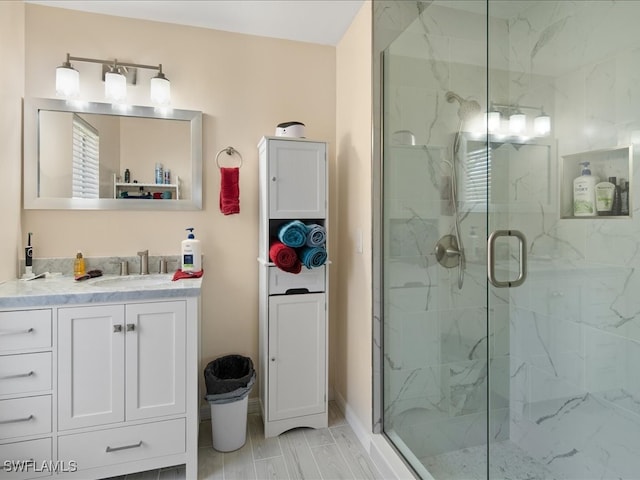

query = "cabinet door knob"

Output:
[[271, 176, 277, 182], [271, 357, 276, 362], [126, 323, 136, 332], [113, 324, 123, 333]]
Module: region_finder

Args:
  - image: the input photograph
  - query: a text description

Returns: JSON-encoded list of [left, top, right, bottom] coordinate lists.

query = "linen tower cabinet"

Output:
[[257, 136, 328, 437]]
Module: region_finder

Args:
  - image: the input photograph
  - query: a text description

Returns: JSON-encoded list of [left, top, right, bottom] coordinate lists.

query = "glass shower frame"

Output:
[[374, 1, 640, 479]]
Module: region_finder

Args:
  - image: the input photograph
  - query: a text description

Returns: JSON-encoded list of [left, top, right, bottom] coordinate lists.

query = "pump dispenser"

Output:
[[573, 161, 598, 217], [181, 228, 202, 272]]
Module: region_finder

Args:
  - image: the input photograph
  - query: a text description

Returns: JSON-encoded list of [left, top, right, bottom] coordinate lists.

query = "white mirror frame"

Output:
[[24, 97, 203, 210]]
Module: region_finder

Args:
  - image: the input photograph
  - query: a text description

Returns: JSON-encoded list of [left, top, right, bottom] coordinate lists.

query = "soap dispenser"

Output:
[[181, 228, 202, 273], [573, 161, 598, 217]]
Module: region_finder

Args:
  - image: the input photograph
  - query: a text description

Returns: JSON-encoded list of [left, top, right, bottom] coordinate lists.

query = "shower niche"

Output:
[[560, 145, 632, 219]]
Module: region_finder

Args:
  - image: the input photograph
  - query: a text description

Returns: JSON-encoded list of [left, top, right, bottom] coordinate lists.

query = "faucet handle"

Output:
[[159, 259, 168, 274], [137, 250, 149, 257]]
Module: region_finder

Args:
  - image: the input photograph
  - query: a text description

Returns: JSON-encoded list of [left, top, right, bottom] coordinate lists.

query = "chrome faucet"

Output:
[[137, 250, 149, 275]]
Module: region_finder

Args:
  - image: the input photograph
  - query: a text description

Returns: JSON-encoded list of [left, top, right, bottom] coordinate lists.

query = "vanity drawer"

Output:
[[269, 265, 325, 294], [0, 396, 51, 440], [0, 437, 52, 479], [0, 353, 52, 395], [58, 418, 185, 470], [0, 310, 52, 353]]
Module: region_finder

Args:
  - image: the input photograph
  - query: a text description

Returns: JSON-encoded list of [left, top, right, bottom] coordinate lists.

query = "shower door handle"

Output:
[[487, 230, 527, 288]]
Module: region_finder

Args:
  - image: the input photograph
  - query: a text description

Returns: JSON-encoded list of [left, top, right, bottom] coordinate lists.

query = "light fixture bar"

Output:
[[57, 53, 170, 106]]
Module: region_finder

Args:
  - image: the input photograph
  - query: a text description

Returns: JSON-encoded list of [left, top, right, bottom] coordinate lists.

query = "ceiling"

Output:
[[25, 0, 365, 46]]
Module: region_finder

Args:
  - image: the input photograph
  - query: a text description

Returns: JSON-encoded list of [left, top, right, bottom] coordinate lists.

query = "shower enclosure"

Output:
[[374, 1, 640, 478]]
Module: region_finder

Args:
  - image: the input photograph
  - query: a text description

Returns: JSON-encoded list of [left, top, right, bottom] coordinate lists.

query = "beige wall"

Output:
[[20, 4, 337, 393], [0, 1, 24, 282], [335, 2, 373, 430]]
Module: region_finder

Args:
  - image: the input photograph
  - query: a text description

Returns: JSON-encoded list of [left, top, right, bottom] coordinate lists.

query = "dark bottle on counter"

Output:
[[620, 179, 629, 215], [124, 168, 131, 183]]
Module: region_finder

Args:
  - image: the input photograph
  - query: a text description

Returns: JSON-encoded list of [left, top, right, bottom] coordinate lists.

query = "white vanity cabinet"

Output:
[[0, 309, 53, 480], [0, 277, 201, 480], [258, 136, 329, 438], [58, 301, 186, 430], [56, 299, 194, 478]]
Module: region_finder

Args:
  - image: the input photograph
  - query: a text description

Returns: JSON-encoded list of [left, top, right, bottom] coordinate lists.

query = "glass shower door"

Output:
[[380, 1, 492, 478]]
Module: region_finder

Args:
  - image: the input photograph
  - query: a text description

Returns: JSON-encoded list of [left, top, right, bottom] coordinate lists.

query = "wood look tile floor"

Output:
[[107, 402, 383, 480]]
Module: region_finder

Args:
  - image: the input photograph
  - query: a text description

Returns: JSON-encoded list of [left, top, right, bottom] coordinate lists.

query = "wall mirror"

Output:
[[24, 98, 202, 210]]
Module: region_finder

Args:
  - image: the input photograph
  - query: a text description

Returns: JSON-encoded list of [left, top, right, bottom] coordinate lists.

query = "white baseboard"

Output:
[[333, 391, 416, 480]]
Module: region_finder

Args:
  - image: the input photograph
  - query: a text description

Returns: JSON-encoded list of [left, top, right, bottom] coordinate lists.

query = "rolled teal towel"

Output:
[[278, 220, 308, 248], [306, 224, 326, 247], [299, 246, 327, 269]]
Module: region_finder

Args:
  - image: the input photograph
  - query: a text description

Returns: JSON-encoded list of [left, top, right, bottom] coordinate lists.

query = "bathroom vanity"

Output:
[[0, 274, 201, 479]]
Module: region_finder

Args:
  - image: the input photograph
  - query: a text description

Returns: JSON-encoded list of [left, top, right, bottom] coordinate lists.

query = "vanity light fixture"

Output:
[[486, 108, 501, 133], [56, 53, 170, 106], [509, 110, 526, 134], [534, 110, 551, 136]]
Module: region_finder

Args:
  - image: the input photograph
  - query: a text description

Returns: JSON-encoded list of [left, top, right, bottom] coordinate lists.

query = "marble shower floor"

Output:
[[104, 402, 383, 480], [422, 440, 558, 480]]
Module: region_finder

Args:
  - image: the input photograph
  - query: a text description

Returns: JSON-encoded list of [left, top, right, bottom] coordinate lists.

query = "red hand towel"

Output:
[[220, 167, 240, 215], [269, 241, 302, 274], [172, 269, 204, 281]]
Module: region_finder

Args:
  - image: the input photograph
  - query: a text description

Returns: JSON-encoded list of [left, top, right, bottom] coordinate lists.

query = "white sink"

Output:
[[90, 274, 172, 289]]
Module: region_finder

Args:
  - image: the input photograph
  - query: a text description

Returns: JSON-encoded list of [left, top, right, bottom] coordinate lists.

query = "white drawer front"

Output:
[[0, 353, 52, 395], [0, 438, 52, 479], [269, 265, 325, 294], [58, 418, 185, 471], [0, 311, 52, 353], [0, 396, 51, 440]]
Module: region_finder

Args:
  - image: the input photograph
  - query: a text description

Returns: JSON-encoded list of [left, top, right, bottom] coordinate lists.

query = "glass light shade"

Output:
[[534, 114, 551, 136], [105, 70, 127, 103], [486, 111, 501, 133], [56, 65, 79, 98], [509, 113, 526, 134], [150, 75, 171, 106]]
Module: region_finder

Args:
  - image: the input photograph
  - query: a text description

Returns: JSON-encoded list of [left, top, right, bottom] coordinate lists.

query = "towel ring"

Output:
[[215, 146, 243, 168]]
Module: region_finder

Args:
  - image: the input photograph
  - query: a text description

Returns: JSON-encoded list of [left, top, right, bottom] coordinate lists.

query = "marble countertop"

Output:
[[0, 273, 203, 309]]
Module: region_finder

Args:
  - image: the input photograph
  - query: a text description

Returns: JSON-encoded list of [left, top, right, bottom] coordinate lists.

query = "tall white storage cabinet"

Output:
[[257, 136, 328, 438]]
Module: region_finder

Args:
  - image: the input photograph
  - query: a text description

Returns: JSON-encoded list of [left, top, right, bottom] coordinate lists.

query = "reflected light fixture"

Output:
[[55, 53, 170, 106], [534, 110, 551, 136], [509, 111, 526, 134], [486, 109, 501, 133]]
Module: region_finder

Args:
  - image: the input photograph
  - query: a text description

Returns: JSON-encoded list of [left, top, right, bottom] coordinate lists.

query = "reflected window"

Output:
[[72, 114, 99, 199]]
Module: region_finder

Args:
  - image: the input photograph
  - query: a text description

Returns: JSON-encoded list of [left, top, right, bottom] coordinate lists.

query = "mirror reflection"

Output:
[[24, 98, 202, 210]]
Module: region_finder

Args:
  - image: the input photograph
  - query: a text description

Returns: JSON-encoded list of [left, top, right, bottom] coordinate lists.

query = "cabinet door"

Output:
[[268, 293, 326, 421], [125, 301, 186, 421], [58, 305, 125, 430], [268, 140, 326, 219]]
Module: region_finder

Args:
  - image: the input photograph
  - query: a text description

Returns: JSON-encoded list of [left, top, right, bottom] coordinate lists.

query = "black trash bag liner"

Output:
[[204, 355, 254, 395]]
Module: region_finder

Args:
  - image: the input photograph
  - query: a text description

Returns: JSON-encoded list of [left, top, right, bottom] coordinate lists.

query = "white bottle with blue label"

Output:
[[573, 161, 598, 217], [181, 228, 202, 272]]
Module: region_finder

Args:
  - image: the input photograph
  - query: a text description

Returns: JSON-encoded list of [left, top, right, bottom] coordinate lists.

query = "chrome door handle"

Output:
[[113, 324, 123, 333], [487, 229, 527, 288], [126, 323, 136, 332]]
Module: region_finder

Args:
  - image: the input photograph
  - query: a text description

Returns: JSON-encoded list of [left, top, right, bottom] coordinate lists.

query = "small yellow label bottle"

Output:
[[74, 251, 86, 277]]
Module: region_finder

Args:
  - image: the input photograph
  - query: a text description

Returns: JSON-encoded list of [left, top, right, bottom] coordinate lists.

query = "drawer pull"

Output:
[[0, 371, 34, 380], [0, 327, 34, 336], [0, 414, 34, 424], [106, 440, 143, 453], [113, 324, 123, 333], [126, 323, 136, 332]]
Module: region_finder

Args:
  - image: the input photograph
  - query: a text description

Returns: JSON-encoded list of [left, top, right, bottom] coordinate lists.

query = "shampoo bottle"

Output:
[[573, 162, 598, 217], [620, 179, 629, 215], [181, 228, 202, 272]]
